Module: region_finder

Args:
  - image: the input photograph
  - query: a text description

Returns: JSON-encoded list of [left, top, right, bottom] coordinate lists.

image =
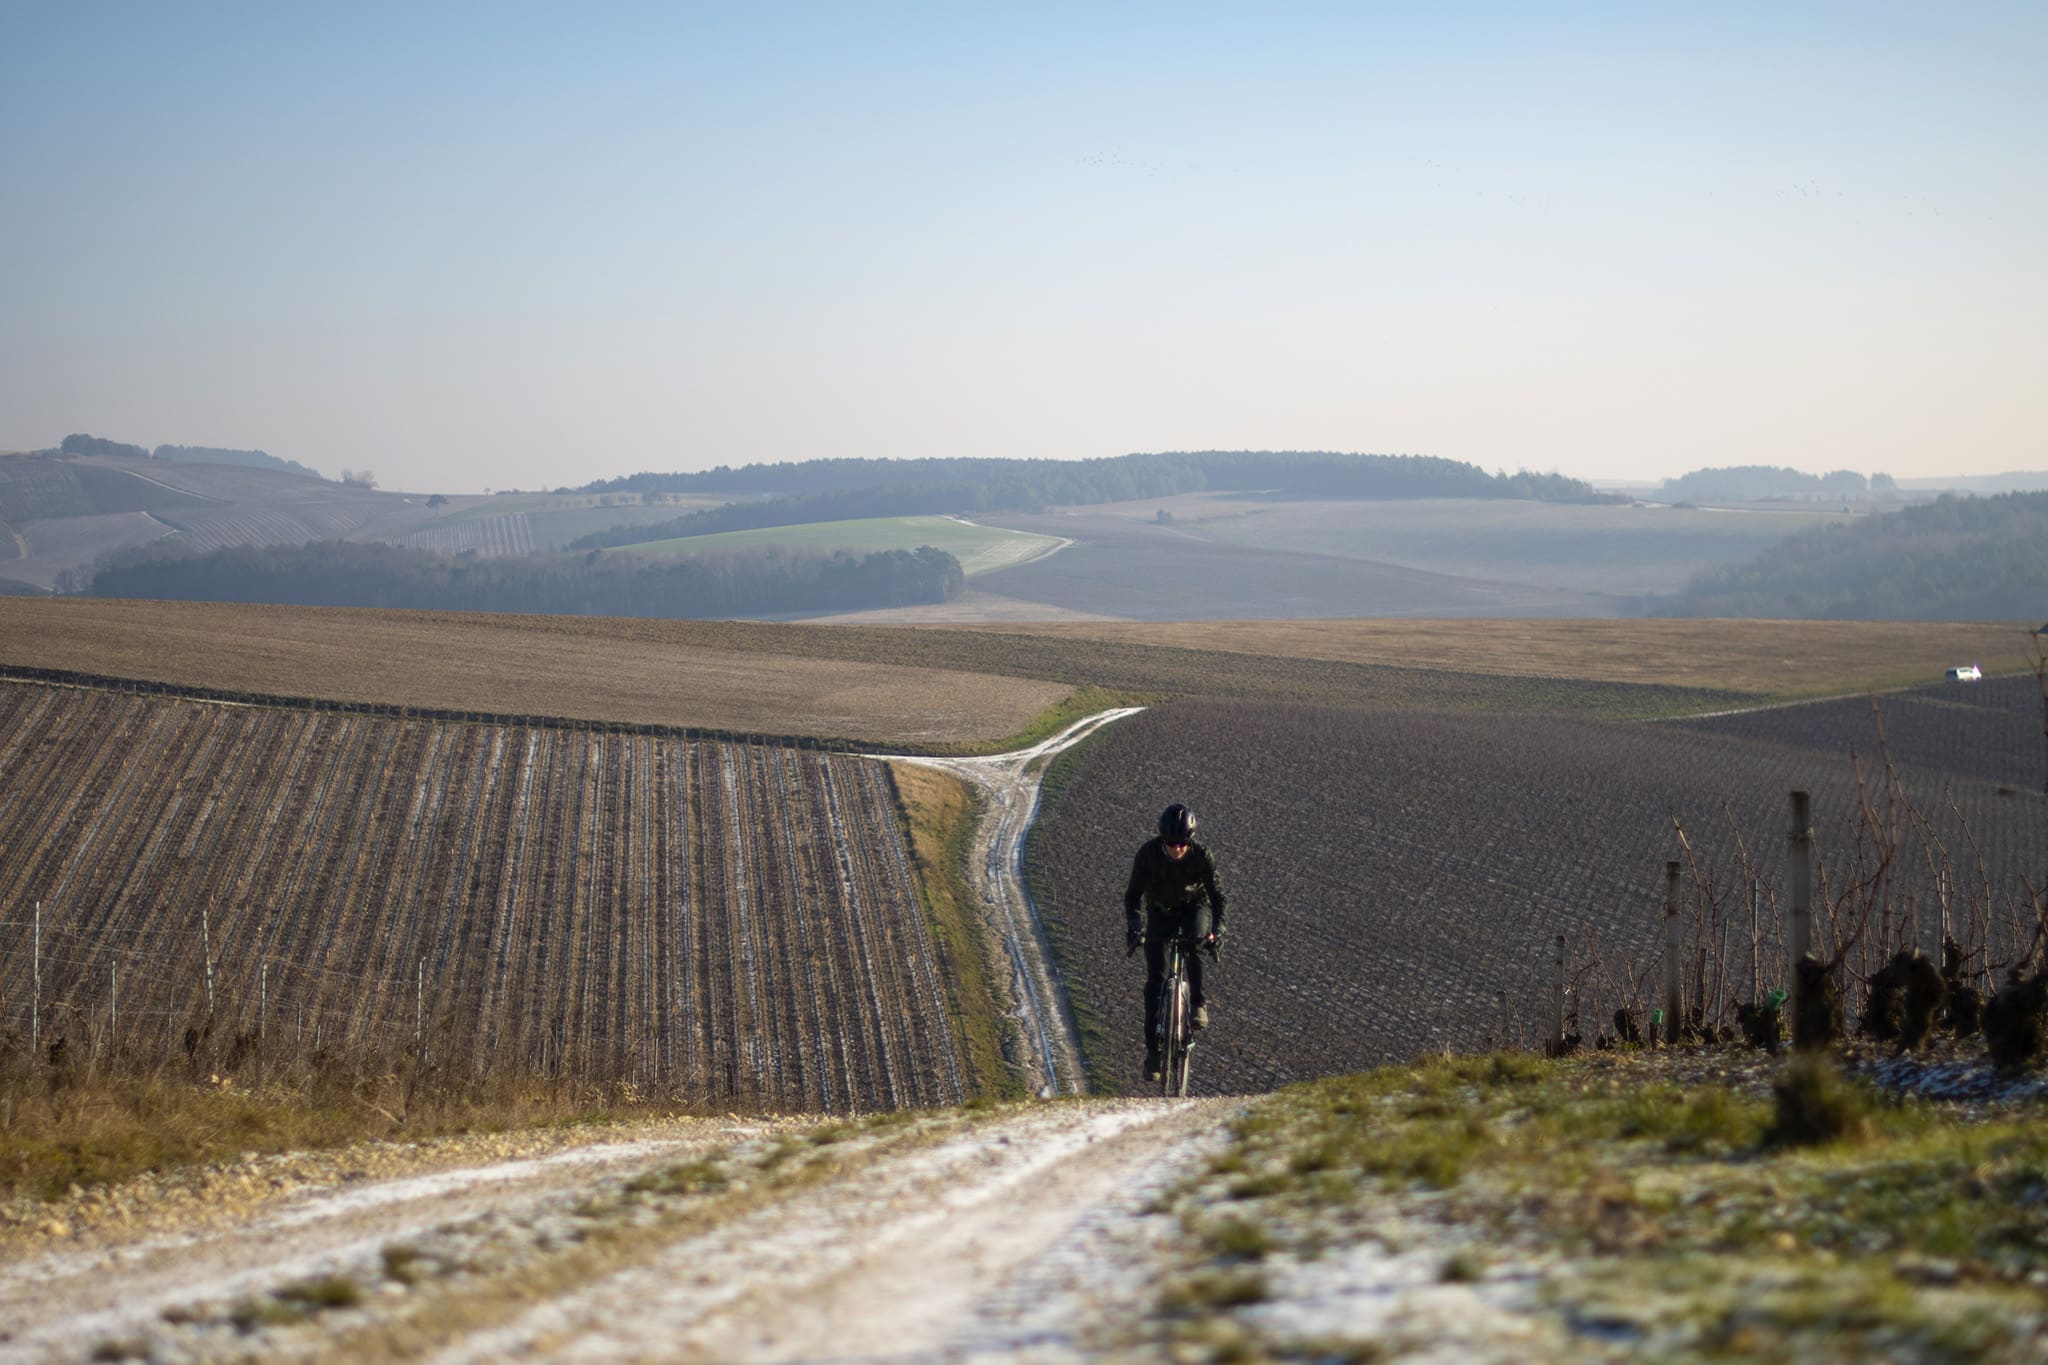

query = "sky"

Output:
[[3, 3, 2043, 493]]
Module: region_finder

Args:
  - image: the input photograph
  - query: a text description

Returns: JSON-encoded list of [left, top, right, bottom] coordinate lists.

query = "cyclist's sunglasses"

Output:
[[1163, 839, 1189, 852]]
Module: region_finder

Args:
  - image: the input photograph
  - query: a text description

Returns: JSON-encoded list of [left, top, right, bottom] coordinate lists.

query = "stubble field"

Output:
[[0, 598, 1070, 749], [949, 617, 2040, 698]]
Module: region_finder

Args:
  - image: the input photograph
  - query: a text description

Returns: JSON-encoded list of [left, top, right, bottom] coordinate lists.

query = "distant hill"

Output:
[[1897, 471, 2048, 496], [575, 450, 1599, 506], [154, 444, 322, 480], [1654, 490, 2048, 619], [0, 453, 212, 524], [86, 539, 965, 619], [1657, 464, 1892, 503], [568, 451, 1603, 549], [47, 433, 320, 480]]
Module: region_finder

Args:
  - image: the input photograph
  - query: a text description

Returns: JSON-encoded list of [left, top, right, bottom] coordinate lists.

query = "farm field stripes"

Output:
[[1028, 694, 2047, 1097], [383, 512, 536, 558], [0, 683, 961, 1112], [1676, 673, 2045, 793]]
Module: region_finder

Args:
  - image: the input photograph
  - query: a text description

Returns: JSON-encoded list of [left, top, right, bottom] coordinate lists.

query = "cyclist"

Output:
[[1125, 802, 1226, 1082]]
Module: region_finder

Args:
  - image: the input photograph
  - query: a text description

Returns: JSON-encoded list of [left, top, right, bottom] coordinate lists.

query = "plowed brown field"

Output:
[[1030, 679, 2046, 1095]]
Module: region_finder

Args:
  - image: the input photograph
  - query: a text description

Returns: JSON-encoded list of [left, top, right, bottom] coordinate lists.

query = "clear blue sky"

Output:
[[3, 3, 2042, 492]]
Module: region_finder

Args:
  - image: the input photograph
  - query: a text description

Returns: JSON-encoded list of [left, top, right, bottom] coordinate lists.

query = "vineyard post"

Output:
[[415, 958, 424, 1055], [1662, 862, 1682, 1045], [1553, 933, 1566, 1052], [201, 901, 215, 1018], [1749, 878, 1760, 1003], [32, 901, 40, 1058], [1789, 790, 1813, 1031]]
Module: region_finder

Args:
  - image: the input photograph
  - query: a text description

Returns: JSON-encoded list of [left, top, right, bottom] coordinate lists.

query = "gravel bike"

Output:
[[1152, 928, 1202, 1098]]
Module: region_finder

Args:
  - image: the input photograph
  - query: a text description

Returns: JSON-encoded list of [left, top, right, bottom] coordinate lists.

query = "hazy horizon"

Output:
[[5, 4, 2042, 495]]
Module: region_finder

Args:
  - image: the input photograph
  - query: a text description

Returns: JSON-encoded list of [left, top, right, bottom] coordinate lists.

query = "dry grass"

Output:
[[946, 618, 2039, 697], [0, 1065, 676, 1202], [888, 763, 1018, 1099], [0, 597, 1069, 747]]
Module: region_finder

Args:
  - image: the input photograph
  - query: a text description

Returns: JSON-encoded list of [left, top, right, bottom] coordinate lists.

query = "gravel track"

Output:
[[877, 707, 1144, 1099], [0, 1100, 1243, 1363], [442, 1098, 1237, 1364]]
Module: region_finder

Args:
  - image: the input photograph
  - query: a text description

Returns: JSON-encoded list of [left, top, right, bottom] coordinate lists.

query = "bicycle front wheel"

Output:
[[1167, 974, 1192, 1097]]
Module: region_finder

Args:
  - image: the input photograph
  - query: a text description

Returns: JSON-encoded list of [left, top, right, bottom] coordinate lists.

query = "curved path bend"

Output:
[[874, 707, 1143, 1098]]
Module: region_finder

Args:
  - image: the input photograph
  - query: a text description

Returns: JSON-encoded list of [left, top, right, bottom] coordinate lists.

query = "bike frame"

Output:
[[1155, 932, 1198, 1098]]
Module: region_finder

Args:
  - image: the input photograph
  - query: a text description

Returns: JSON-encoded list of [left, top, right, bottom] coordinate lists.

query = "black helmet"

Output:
[[1158, 803, 1196, 843]]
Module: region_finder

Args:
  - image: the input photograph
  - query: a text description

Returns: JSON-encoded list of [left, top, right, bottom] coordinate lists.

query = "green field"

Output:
[[616, 515, 1066, 577]]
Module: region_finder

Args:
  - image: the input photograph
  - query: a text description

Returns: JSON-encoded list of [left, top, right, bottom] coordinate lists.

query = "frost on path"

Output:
[[0, 1132, 749, 1363], [448, 1096, 1233, 1364], [877, 707, 1143, 1098]]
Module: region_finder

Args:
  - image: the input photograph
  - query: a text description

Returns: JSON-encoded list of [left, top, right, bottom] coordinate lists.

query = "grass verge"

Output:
[[1155, 1049, 2048, 1361], [0, 1067, 699, 1203], [886, 761, 1022, 1100]]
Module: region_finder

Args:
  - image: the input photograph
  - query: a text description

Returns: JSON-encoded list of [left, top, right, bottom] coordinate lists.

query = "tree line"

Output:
[[84, 539, 965, 618], [51, 434, 322, 479], [1655, 491, 2048, 620], [566, 450, 1602, 549], [1658, 465, 1897, 503]]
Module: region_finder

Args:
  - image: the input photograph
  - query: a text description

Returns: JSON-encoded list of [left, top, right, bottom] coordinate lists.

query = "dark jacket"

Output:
[[1124, 836, 1226, 924]]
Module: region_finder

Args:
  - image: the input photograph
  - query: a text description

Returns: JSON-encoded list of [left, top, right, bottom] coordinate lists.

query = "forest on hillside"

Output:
[[568, 450, 1601, 548], [85, 539, 964, 618], [1655, 491, 2048, 620], [1658, 464, 1894, 502]]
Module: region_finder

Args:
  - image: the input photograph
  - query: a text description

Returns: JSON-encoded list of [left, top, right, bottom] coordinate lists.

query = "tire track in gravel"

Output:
[[441, 1096, 1238, 1364]]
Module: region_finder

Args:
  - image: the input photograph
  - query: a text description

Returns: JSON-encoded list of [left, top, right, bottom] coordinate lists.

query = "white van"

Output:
[[1944, 665, 1983, 682]]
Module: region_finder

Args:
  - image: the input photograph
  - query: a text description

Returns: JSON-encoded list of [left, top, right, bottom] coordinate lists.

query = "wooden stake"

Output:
[[1553, 933, 1567, 1051], [32, 901, 40, 1058], [1789, 790, 1813, 1036], [1663, 861, 1683, 1045]]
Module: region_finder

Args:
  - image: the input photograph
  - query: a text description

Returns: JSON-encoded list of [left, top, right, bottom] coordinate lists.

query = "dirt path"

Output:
[[878, 707, 1144, 1097], [0, 1122, 763, 1363]]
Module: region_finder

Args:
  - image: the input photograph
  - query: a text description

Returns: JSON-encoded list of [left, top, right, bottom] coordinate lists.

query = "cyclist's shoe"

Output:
[[1144, 1046, 1163, 1082], [1191, 1004, 1209, 1031]]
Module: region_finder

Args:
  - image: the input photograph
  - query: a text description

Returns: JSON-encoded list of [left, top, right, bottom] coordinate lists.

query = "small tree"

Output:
[[339, 469, 378, 489]]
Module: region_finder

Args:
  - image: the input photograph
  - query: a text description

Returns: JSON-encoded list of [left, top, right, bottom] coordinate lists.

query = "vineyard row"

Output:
[[0, 683, 963, 1112]]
